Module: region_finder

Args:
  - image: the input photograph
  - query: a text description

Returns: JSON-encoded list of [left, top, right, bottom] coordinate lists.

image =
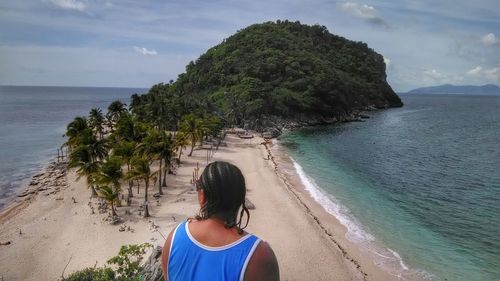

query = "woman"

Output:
[[161, 161, 279, 281]]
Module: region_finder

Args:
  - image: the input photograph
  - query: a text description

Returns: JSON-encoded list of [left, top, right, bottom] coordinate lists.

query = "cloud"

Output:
[[50, 0, 86, 11], [383, 56, 391, 69], [481, 33, 499, 46], [466, 66, 482, 76], [338, 2, 387, 26], [484, 66, 500, 82], [466, 65, 500, 82], [134, 46, 157, 56], [423, 69, 446, 80]]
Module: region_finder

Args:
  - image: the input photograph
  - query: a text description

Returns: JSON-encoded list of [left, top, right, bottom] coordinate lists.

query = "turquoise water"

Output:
[[281, 94, 500, 281], [0, 86, 145, 209]]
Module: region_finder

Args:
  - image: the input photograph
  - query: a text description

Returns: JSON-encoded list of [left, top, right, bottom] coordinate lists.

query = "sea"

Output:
[[280, 93, 500, 281], [0, 86, 146, 210]]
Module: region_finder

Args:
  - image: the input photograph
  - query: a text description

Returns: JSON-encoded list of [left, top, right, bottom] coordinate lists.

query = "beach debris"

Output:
[[97, 200, 109, 214], [71, 196, 77, 203], [0, 241, 11, 246], [103, 214, 122, 225], [16, 159, 68, 200], [238, 132, 254, 139], [19, 229, 22, 235], [149, 221, 159, 232], [60, 255, 73, 280], [119, 224, 134, 232], [174, 198, 186, 203]]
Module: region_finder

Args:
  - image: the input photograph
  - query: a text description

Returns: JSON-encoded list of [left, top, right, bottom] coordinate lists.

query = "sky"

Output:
[[0, 0, 499, 92]]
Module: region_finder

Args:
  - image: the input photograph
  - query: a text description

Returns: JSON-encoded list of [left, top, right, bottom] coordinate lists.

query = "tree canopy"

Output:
[[131, 21, 403, 130]]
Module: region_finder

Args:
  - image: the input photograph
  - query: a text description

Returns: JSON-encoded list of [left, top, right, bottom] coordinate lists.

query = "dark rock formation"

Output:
[[141, 246, 164, 281]]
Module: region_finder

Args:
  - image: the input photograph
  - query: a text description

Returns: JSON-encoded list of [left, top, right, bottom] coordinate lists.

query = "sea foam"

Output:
[[291, 158, 374, 242], [291, 158, 423, 280]]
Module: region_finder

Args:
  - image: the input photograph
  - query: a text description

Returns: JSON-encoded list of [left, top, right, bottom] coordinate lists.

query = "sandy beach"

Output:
[[0, 133, 400, 281]]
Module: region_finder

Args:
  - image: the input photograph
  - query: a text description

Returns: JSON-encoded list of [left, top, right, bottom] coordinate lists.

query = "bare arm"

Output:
[[161, 229, 175, 281], [244, 241, 280, 281]]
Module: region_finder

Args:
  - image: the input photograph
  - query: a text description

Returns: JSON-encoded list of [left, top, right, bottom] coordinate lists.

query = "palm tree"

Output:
[[68, 145, 101, 197], [180, 114, 203, 157], [65, 116, 89, 149], [98, 185, 119, 217], [139, 129, 176, 192], [88, 107, 105, 139], [159, 132, 174, 188], [112, 141, 136, 202], [96, 156, 123, 207], [67, 129, 109, 197], [173, 131, 189, 164], [86, 135, 109, 162], [113, 113, 148, 143], [126, 156, 157, 217], [106, 100, 127, 131]]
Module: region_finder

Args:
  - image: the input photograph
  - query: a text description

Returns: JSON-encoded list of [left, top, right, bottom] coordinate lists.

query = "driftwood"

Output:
[[60, 255, 72, 280]]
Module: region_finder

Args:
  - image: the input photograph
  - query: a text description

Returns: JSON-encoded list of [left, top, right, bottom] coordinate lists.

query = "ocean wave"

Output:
[[291, 158, 374, 242], [290, 158, 430, 280]]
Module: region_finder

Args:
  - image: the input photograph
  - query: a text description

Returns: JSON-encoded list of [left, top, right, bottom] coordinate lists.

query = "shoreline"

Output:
[[0, 158, 68, 223], [1, 133, 403, 280], [267, 140, 426, 281]]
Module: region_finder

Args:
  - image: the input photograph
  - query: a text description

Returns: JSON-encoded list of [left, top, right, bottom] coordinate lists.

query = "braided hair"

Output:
[[195, 161, 250, 233]]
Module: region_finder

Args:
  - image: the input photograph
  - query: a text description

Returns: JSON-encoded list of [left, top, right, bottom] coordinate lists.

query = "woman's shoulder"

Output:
[[244, 240, 280, 281]]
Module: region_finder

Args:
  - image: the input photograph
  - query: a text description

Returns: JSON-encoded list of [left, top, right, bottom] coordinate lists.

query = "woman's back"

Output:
[[166, 220, 261, 281]]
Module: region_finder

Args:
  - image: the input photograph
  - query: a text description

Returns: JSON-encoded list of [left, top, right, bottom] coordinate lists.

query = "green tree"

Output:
[[97, 156, 123, 207], [88, 107, 105, 139], [107, 243, 153, 280], [180, 114, 204, 157], [98, 185, 119, 217], [158, 131, 174, 188], [136, 128, 164, 194], [106, 100, 128, 131], [173, 131, 189, 164], [112, 141, 136, 202], [126, 156, 157, 217], [68, 145, 101, 197], [65, 116, 89, 150]]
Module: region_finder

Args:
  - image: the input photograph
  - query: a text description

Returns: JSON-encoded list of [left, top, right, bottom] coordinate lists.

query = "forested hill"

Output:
[[137, 21, 402, 130]]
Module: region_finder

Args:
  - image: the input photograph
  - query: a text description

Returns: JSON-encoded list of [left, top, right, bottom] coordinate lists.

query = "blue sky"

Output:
[[0, 0, 499, 91]]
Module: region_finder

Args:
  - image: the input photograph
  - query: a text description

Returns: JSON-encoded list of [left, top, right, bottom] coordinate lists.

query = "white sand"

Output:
[[0, 133, 400, 281]]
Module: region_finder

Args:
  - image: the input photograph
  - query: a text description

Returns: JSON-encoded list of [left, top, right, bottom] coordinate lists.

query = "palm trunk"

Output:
[[111, 202, 117, 216], [144, 178, 150, 218], [188, 136, 195, 156], [158, 159, 163, 195], [91, 185, 98, 197], [115, 185, 122, 207], [177, 146, 183, 164], [162, 162, 167, 187], [136, 180, 140, 194], [127, 164, 133, 202]]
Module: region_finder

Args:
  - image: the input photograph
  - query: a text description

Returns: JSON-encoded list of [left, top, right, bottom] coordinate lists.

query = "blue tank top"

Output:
[[167, 220, 261, 281]]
